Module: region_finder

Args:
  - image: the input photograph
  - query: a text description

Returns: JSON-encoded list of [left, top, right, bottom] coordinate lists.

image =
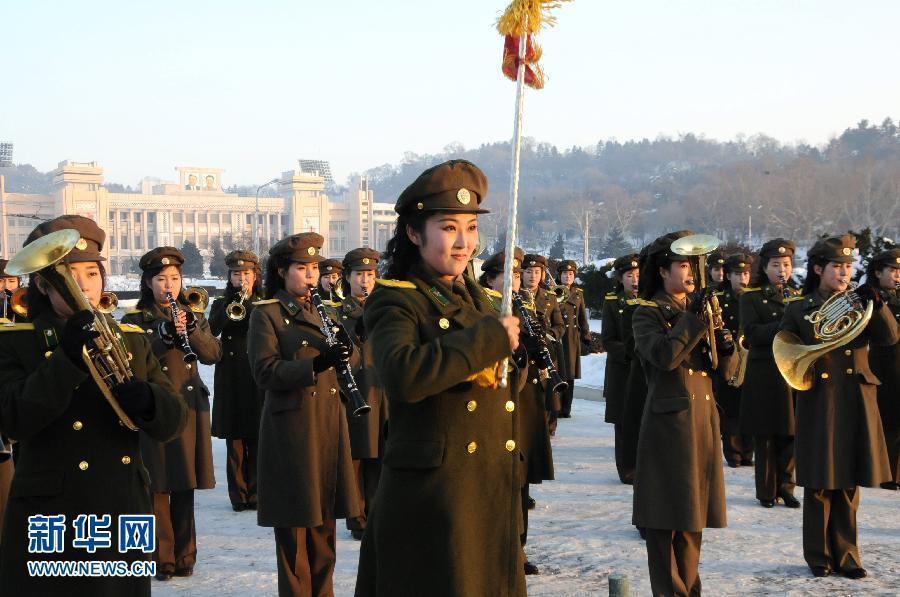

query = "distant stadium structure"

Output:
[[0, 143, 12, 168], [297, 159, 333, 184]]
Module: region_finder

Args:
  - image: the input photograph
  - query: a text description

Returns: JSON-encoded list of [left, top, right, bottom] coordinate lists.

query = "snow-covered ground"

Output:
[[148, 362, 900, 596]]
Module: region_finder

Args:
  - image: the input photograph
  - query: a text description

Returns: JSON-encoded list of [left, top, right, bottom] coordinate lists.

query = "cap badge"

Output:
[[307, 247, 316, 256], [439, 317, 450, 330], [842, 247, 851, 256], [778, 246, 786, 254], [631, 261, 638, 268], [457, 188, 471, 205], [362, 257, 370, 265], [895, 257, 900, 264], [161, 257, 171, 265], [325, 266, 332, 271], [237, 260, 244, 266], [75, 238, 88, 251], [738, 262, 746, 268], [512, 259, 520, 268]]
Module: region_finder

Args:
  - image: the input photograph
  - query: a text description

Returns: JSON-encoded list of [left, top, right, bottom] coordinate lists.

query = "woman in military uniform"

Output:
[[481, 247, 553, 576], [739, 238, 800, 508], [522, 254, 565, 434], [0, 258, 23, 323], [318, 258, 343, 301], [338, 247, 388, 541], [554, 259, 590, 418], [632, 231, 737, 596], [601, 254, 639, 484], [209, 250, 264, 512], [780, 235, 898, 578], [354, 160, 524, 597], [713, 253, 754, 467], [865, 248, 900, 490], [0, 215, 186, 596], [122, 247, 221, 581], [247, 232, 359, 597]]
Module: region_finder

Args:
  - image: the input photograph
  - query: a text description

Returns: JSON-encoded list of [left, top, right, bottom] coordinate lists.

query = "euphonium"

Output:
[[5, 229, 139, 430], [226, 285, 249, 322], [184, 286, 209, 313], [772, 283, 873, 390]]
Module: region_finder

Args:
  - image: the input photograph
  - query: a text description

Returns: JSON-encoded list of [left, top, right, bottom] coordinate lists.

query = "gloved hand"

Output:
[[185, 310, 198, 334], [61, 310, 100, 369], [112, 379, 156, 419], [313, 342, 352, 373], [687, 291, 706, 315], [714, 328, 735, 354], [157, 320, 177, 346], [855, 284, 884, 309], [521, 331, 544, 356]]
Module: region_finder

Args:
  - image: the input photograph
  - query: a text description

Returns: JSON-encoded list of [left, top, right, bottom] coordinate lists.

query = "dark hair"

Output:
[[864, 260, 890, 289], [802, 257, 826, 295], [26, 262, 107, 320], [226, 266, 263, 297], [639, 256, 673, 300], [264, 255, 292, 299], [478, 270, 498, 289], [382, 211, 431, 280], [136, 263, 188, 310]]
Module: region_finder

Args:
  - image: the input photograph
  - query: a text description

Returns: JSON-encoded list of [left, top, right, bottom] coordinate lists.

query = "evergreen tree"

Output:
[[209, 239, 228, 278], [599, 226, 633, 259], [180, 240, 204, 278], [549, 233, 565, 259]]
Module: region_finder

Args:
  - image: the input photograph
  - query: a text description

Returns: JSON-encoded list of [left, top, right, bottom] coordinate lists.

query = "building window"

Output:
[[147, 212, 156, 224], [110, 235, 116, 249], [173, 212, 183, 224], [245, 214, 253, 225], [134, 235, 142, 250], [121, 212, 129, 222], [134, 212, 142, 223], [121, 235, 129, 250]]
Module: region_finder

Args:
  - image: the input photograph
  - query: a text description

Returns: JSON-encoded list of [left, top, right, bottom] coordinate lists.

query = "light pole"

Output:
[[582, 201, 604, 264], [254, 178, 280, 255], [747, 204, 762, 247]]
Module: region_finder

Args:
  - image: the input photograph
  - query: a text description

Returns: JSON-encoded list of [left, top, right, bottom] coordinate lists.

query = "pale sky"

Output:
[[2, 0, 899, 188]]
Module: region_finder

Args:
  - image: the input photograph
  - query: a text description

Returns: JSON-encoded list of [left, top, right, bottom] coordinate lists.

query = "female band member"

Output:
[[122, 247, 221, 581], [354, 160, 523, 597], [632, 231, 737, 596], [247, 232, 359, 596], [209, 250, 264, 512], [554, 260, 590, 418], [0, 216, 186, 596], [781, 235, 898, 579]]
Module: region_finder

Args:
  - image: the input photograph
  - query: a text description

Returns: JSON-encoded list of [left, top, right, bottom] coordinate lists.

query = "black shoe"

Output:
[[841, 567, 867, 579], [524, 561, 540, 575], [880, 481, 900, 490], [559, 413, 572, 419], [810, 566, 831, 577], [779, 492, 801, 509], [232, 503, 248, 512], [741, 459, 754, 467], [637, 526, 646, 540], [351, 529, 365, 541], [760, 499, 775, 508], [726, 460, 740, 468], [526, 496, 536, 510], [174, 567, 193, 577], [156, 566, 175, 581], [247, 502, 258, 510]]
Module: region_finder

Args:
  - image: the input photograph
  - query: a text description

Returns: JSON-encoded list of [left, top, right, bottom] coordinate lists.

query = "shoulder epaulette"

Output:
[[117, 323, 145, 333], [574, 288, 583, 294], [784, 295, 805, 303], [0, 323, 35, 331], [713, 290, 725, 297], [375, 278, 416, 289], [625, 299, 640, 306], [605, 294, 618, 300], [252, 298, 279, 306], [124, 308, 142, 314], [483, 288, 502, 298], [742, 287, 761, 293], [635, 299, 658, 307], [323, 300, 342, 308]]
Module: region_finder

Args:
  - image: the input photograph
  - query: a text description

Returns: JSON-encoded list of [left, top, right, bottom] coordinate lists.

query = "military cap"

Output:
[[395, 159, 489, 215], [759, 238, 796, 259], [612, 254, 640, 274], [557, 259, 578, 273], [807, 234, 856, 264], [522, 254, 549, 270], [707, 251, 726, 270], [871, 247, 900, 270], [269, 232, 325, 263], [320, 258, 343, 275], [224, 249, 258, 271], [343, 247, 381, 271], [645, 230, 693, 264], [139, 246, 185, 271], [0, 259, 12, 278], [482, 247, 525, 274], [24, 214, 106, 262], [724, 253, 753, 274]]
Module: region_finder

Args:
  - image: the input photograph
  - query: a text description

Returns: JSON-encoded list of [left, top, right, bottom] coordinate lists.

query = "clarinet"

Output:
[[166, 291, 198, 363], [513, 290, 567, 393], [777, 275, 792, 300], [309, 287, 371, 417]]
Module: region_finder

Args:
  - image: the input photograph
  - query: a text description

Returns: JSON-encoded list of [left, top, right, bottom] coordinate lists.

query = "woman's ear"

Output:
[[277, 267, 286, 280], [813, 264, 824, 276], [406, 224, 422, 247]]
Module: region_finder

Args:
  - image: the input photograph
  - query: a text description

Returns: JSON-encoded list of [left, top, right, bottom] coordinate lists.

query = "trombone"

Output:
[[6, 229, 139, 430], [671, 234, 726, 369]]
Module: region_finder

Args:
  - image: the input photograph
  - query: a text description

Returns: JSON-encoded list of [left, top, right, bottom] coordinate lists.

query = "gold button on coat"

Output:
[[162, 366, 168, 371], [846, 368, 854, 375], [844, 349, 852, 356], [505, 400, 515, 412], [72, 421, 83, 431], [330, 388, 337, 395], [505, 440, 516, 452], [821, 373, 829, 379], [186, 363, 192, 370], [187, 385, 194, 391], [466, 400, 477, 412], [78, 461, 89, 471], [438, 318, 450, 330], [44, 350, 53, 359], [121, 456, 131, 465], [467, 442, 477, 454]]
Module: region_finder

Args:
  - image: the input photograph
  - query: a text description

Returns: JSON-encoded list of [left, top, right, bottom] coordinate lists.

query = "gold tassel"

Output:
[[496, 0, 571, 36], [465, 361, 506, 389]]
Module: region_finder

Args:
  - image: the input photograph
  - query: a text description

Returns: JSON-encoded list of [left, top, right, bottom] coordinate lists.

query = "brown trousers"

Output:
[[803, 488, 861, 572], [346, 458, 382, 532], [644, 528, 703, 597], [226, 437, 258, 508], [153, 490, 196, 571], [274, 522, 337, 597], [753, 435, 795, 501]]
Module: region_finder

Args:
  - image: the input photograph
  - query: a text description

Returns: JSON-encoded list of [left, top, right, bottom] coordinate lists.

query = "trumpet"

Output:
[[97, 291, 118, 314], [5, 229, 139, 430], [184, 286, 209, 313], [226, 285, 249, 321], [671, 234, 726, 369], [550, 283, 570, 303]]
